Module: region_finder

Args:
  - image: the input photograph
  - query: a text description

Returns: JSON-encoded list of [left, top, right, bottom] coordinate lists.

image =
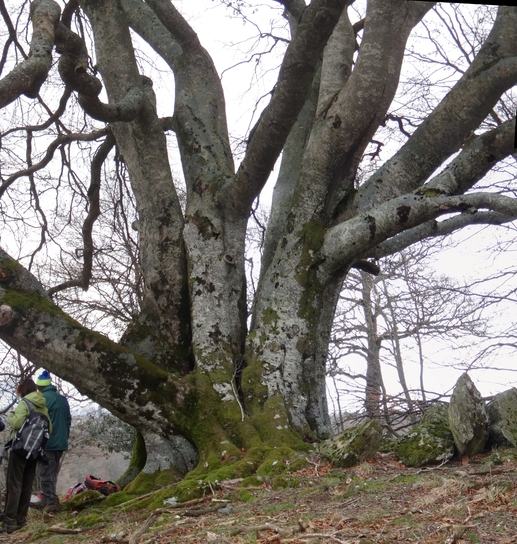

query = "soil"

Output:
[[1, 450, 516, 544]]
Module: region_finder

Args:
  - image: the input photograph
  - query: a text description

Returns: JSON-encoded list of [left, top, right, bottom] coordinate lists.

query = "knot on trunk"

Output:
[[0, 305, 15, 328]]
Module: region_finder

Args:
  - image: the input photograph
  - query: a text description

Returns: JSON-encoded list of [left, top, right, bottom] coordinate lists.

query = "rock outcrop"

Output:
[[486, 387, 517, 448], [448, 373, 488, 457], [393, 403, 455, 467], [319, 419, 383, 468]]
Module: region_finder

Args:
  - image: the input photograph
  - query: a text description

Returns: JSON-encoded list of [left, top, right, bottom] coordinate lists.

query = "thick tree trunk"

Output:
[[81, 0, 191, 373], [1, 0, 517, 491]]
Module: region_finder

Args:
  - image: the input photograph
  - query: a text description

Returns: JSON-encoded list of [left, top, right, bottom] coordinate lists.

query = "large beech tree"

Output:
[[0, 0, 516, 482]]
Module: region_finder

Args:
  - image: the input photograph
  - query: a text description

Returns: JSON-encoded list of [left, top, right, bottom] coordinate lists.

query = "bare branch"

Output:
[[47, 132, 116, 296], [356, 5, 517, 211], [0, 128, 109, 198]]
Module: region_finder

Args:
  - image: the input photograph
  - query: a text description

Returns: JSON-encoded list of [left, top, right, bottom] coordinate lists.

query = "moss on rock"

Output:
[[393, 403, 455, 467], [319, 420, 383, 468], [62, 490, 105, 511]]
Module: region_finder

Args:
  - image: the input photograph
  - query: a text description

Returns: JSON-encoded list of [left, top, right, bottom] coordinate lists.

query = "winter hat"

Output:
[[36, 370, 52, 386]]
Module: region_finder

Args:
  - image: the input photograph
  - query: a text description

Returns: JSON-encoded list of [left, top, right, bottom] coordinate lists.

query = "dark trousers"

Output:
[[39, 450, 63, 505], [4, 452, 37, 530]]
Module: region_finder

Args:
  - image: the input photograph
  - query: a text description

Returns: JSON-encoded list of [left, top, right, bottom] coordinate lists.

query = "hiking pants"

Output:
[[39, 450, 63, 505], [4, 452, 37, 531]]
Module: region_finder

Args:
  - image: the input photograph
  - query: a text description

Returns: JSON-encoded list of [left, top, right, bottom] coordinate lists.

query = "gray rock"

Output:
[[449, 373, 488, 457], [393, 403, 455, 467], [319, 419, 383, 468], [486, 387, 517, 448]]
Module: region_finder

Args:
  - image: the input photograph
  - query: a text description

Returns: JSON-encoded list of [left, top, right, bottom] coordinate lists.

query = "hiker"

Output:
[[2, 378, 51, 534], [32, 370, 71, 513]]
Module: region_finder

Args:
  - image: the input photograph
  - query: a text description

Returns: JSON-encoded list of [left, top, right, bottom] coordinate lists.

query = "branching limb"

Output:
[[0, 0, 61, 107], [55, 21, 145, 122], [273, 0, 306, 22], [127, 0, 235, 199], [2, 87, 72, 138], [356, 5, 517, 211], [321, 192, 517, 278], [0, 247, 192, 438], [0, 0, 29, 75], [77, 86, 145, 123], [361, 117, 516, 258], [369, 211, 514, 260], [0, 128, 109, 198], [47, 132, 116, 296], [234, 0, 349, 208]]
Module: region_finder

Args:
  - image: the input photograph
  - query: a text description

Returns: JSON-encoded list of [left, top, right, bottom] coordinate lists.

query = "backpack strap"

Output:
[[22, 398, 35, 412]]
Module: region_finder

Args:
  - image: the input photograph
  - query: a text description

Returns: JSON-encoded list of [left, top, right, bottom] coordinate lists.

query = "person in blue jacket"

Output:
[[33, 371, 71, 513]]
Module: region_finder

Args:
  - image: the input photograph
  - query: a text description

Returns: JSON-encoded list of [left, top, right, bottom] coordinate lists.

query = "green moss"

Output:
[[256, 447, 297, 477], [379, 437, 398, 453], [117, 432, 147, 489], [70, 513, 101, 528], [0, 256, 23, 277], [241, 358, 269, 406], [61, 490, 105, 511], [271, 475, 301, 489], [205, 466, 237, 482], [237, 489, 255, 502], [124, 466, 183, 496], [393, 409, 455, 467], [262, 307, 279, 326], [288, 457, 309, 472], [101, 491, 135, 507], [319, 420, 383, 468], [1, 287, 68, 319], [251, 397, 307, 448], [148, 478, 205, 508], [241, 476, 264, 487]]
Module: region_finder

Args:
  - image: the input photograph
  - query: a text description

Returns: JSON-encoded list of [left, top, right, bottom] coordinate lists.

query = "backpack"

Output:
[[64, 482, 87, 500], [84, 475, 120, 496], [9, 399, 50, 461]]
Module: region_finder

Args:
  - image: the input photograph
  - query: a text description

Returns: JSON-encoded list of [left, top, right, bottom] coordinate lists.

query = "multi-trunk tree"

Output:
[[0, 0, 516, 486]]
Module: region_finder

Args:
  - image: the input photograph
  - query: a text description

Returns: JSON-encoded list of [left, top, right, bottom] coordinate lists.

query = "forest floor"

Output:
[[1, 450, 516, 544]]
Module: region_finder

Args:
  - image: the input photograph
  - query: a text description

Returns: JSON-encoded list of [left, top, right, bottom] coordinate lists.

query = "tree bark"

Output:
[[1, 0, 517, 487]]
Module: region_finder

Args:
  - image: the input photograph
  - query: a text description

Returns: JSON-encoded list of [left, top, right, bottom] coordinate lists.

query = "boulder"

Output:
[[486, 387, 517, 448], [319, 419, 383, 468], [448, 373, 488, 457], [393, 402, 455, 467]]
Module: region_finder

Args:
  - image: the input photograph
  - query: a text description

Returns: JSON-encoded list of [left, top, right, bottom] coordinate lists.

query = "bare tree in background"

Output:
[[327, 240, 493, 433], [0, 0, 516, 486]]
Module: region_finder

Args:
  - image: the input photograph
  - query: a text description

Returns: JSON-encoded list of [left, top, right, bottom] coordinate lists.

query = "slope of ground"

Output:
[[1, 450, 516, 543]]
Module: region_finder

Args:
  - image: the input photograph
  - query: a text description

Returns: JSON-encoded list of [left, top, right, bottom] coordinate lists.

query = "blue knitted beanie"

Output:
[[36, 370, 52, 386]]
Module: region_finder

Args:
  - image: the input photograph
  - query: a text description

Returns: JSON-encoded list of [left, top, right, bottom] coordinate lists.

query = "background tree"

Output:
[[327, 240, 492, 433], [0, 0, 516, 489]]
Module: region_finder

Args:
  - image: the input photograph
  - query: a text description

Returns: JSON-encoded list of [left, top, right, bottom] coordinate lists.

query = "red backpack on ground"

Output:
[[64, 475, 120, 500], [84, 475, 121, 496], [64, 482, 87, 500]]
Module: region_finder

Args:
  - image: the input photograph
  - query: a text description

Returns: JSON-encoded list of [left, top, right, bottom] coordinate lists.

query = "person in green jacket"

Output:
[[33, 370, 71, 513], [2, 378, 51, 534]]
